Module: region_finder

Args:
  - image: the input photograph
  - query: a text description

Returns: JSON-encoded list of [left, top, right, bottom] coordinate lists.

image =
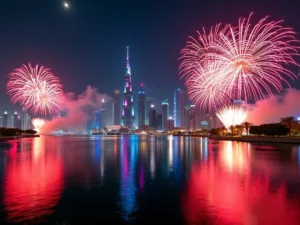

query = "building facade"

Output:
[[3, 112, 8, 127], [149, 105, 157, 128], [180, 90, 186, 128], [145, 97, 151, 125], [156, 113, 162, 130], [138, 84, 146, 128], [161, 99, 169, 131], [113, 89, 121, 125], [167, 117, 175, 131], [121, 47, 135, 129]]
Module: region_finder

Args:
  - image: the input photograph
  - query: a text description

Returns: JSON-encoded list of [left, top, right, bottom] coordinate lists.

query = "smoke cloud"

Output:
[[247, 88, 300, 125], [41, 86, 110, 134]]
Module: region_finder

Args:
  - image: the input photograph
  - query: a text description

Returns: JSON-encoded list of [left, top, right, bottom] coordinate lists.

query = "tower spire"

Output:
[[126, 46, 131, 75]]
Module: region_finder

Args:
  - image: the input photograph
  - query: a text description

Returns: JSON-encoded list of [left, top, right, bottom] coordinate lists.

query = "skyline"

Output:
[[1, 0, 300, 113]]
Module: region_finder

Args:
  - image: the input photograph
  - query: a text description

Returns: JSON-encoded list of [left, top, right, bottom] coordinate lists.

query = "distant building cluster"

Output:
[[0, 108, 32, 130], [87, 47, 218, 134]]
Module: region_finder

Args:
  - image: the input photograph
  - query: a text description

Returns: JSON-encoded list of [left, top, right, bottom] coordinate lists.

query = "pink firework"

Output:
[[7, 63, 63, 116], [180, 13, 299, 111]]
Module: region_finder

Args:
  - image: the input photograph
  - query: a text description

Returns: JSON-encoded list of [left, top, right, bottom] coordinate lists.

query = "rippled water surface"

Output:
[[1, 135, 300, 224]]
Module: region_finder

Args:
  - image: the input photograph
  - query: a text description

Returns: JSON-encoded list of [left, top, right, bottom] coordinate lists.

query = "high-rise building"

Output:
[[9, 115, 14, 128], [21, 108, 26, 130], [149, 105, 157, 128], [173, 88, 180, 127], [121, 46, 135, 129], [3, 111, 8, 127], [157, 113, 162, 130], [161, 99, 169, 131], [113, 89, 121, 125], [180, 90, 186, 128], [13, 112, 18, 128], [138, 84, 146, 128], [145, 97, 151, 125], [167, 117, 175, 131], [25, 113, 31, 130], [0, 116, 2, 127], [100, 98, 107, 129], [16, 116, 22, 129]]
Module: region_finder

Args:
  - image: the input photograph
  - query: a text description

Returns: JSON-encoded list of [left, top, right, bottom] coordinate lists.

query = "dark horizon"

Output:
[[0, 0, 300, 114]]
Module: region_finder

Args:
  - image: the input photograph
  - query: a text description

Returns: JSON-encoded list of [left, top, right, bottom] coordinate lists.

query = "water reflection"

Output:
[[119, 135, 138, 221], [1, 135, 300, 224], [3, 137, 64, 223], [182, 140, 300, 225]]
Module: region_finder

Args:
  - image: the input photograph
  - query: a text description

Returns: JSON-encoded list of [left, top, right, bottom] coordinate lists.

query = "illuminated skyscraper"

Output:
[[180, 90, 186, 128], [145, 97, 151, 125], [99, 98, 107, 129], [121, 46, 135, 129], [13, 112, 18, 128], [161, 99, 169, 131], [149, 105, 157, 128], [21, 108, 26, 130], [3, 111, 8, 127], [113, 89, 121, 125], [138, 84, 146, 128]]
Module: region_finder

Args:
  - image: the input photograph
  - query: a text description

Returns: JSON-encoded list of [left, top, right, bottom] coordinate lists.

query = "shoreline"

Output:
[[0, 134, 40, 141], [176, 134, 300, 144]]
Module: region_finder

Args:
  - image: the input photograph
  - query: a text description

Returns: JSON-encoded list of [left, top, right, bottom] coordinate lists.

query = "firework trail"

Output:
[[180, 13, 299, 111], [7, 63, 63, 116]]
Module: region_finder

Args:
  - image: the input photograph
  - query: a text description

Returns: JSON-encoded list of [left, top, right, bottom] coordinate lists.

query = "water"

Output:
[[1, 135, 300, 224]]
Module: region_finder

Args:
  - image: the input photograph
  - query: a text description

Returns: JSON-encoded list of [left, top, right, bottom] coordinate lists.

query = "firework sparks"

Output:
[[32, 118, 46, 133], [216, 104, 249, 129], [7, 63, 63, 116], [180, 13, 299, 111]]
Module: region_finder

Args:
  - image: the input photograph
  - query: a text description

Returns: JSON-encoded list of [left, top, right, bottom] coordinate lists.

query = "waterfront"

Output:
[[1, 135, 300, 224]]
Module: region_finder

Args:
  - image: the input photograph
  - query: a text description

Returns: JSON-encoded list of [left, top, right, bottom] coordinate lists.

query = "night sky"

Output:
[[0, 0, 300, 113]]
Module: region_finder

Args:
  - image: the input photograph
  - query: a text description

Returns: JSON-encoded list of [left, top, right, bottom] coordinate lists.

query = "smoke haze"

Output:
[[247, 88, 300, 125], [41, 86, 110, 134]]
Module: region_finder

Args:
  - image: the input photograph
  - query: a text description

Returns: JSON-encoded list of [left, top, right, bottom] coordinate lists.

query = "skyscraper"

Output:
[[138, 84, 146, 128], [161, 99, 169, 131], [121, 46, 135, 129], [167, 117, 175, 131], [145, 97, 151, 125], [13, 112, 18, 128], [149, 105, 157, 128], [157, 113, 162, 130], [100, 98, 107, 129], [3, 111, 8, 127], [180, 90, 186, 128], [113, 89, 121, 125], [0, 116, 2, 127], [25, 113, 31, 130], [21, 108, 26, 130]]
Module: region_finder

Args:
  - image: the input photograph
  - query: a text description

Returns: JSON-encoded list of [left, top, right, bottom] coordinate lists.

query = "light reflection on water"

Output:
[[0, 135, 300, 224]]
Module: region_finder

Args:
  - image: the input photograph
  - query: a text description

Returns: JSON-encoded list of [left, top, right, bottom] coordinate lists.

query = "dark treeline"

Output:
[[0, 127, 37, 136], [249, 123, 289, 136]]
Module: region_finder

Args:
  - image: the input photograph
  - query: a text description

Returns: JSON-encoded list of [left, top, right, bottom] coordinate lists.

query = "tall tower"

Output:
[[149, 105, 157, 128], [3, 111, 8, 127], [161, 99, 169, 131], [122, 46, 135, 129], [180, 90, 186, 128], [21, 108, 26, 130], [138, 84, 146, 128], [13, 112, 18, 128], [113, 89, 121, 125]]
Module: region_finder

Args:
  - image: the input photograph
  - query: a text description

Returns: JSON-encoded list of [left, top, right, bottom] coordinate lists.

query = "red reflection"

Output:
[[182, 141, 300, 225], [4, 137, 64, 223]]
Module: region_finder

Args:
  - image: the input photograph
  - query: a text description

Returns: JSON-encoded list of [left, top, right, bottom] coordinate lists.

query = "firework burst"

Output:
[[180, 13, 299, 111], [7, 63, 63, 116], [31, 118, 46, 133], [216, 104, 249, 129]]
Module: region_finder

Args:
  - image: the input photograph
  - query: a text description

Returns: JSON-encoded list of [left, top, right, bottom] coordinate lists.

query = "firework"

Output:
[[32, 118, 46, 133], [216, 104, 249, 129], [180, 13, 299, 111], [7, 63, 63, 116]]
